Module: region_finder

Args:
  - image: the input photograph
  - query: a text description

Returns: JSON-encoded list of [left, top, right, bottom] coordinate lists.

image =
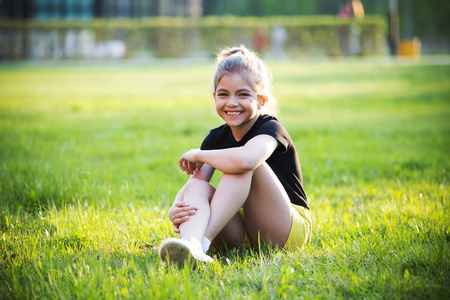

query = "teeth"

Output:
[[227, 112, 241, 115]]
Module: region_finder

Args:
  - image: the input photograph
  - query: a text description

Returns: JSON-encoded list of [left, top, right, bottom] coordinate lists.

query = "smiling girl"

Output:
[[158, 46, 312, 267]]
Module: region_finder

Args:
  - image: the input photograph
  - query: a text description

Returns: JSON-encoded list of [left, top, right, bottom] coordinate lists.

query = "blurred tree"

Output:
[[247, 0, 263, 16], [296, 0, 317, 15], [0, 0, 447, 50], [318, 0, 347, 14], [214, 0, 248, 16], [200, 0, 449, 51], [411, 0, 450, 40], [204, 0, 318, 16]]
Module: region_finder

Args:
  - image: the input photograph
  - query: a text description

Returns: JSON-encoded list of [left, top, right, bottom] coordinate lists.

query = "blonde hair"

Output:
[[212, 45, 279, 117]]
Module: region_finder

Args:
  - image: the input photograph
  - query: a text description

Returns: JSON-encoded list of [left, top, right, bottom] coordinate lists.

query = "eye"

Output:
[[239, 93, 250, 98], [217, 92, 228, 98]]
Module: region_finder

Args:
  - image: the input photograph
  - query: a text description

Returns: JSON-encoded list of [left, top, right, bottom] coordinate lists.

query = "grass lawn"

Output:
[[0, 57, 449, 299]]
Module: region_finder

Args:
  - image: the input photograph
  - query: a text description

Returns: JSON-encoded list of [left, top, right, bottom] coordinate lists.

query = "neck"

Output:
[[230, 115, 260, 142]]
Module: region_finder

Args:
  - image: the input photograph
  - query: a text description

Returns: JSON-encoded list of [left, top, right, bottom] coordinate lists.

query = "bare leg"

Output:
[[205, 171, 253, 244], [205, 163, 293, 248], [178, 178, 215, 243], [212, 212, 245, 249], [243, 163, 293, 247], [159, 178, 216, 267]]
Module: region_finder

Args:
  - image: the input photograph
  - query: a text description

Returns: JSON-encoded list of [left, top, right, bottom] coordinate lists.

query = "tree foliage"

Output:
[[203, 0, 449, 44]]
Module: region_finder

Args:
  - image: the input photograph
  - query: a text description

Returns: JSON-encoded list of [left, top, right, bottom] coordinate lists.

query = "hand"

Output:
[[170, 201, 198, 234], [179, 149, 204, 175]]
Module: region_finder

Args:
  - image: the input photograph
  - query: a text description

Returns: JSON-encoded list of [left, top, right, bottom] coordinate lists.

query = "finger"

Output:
[[180, 162, 189, 175], [182, 160, 188, 171], [174, 205, 198, 212], [179, 158, 186, 171], [174, 210, 197, 219], [174, 201, 190, 208], [181, 159, 191, 173], [175, 214, 193, 221], [173, 215, 191, 225], [180, 202, 198, 210], [185, 161, 193, 175], [172, 208, 198, 217], [188, 162, 196, 174], [184, 167, 191, 175], [185, 163, 191, 175]]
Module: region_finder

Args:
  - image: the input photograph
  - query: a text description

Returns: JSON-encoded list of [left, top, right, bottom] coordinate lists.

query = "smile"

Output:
[[226, 111, 242, 116]]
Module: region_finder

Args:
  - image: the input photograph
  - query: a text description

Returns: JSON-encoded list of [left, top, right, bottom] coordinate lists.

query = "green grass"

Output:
[[0, 58, 449, 299]]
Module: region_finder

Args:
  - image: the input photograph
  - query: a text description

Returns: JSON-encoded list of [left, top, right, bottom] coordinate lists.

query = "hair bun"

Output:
[[227, 48, 245, 56], [216, 46, 251, 63]]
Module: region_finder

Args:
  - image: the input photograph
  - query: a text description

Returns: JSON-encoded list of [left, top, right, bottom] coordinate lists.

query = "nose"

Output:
[[227, 96, 238, 107]]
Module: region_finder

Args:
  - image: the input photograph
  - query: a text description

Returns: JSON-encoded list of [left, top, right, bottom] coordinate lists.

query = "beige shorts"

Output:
[[239, 204, 312, 250]]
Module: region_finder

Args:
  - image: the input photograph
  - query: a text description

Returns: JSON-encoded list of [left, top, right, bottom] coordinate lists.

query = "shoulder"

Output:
[[254, 115, 291, 153], [255, 115, 288, 136]]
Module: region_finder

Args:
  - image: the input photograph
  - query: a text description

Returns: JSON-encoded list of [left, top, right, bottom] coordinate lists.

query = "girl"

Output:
[[159, 46, 312, 267]]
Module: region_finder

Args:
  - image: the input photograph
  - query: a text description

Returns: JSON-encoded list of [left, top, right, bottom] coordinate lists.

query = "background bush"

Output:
[[0, 15, 387, 59]]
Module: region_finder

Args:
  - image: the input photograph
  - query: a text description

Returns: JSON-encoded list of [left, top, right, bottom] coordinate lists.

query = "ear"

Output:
[[259, 95, 268, 108]]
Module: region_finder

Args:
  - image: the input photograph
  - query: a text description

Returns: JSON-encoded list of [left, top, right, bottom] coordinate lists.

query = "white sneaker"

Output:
[[158, 237, 214, 268]]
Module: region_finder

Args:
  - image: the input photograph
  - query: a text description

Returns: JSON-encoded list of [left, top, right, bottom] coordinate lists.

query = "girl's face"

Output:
[[214, 72, 264, 138]]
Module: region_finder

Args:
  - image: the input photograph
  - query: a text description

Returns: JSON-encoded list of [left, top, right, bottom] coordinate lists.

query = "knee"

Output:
[[253, 162, 270, 174], [251, 162, 276, 181], [184, 178, 215, 199], [220, 164, 269, 184]]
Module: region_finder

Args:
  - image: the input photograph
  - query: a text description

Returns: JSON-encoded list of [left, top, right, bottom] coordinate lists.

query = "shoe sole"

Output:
[[159, 239, 197, 268]]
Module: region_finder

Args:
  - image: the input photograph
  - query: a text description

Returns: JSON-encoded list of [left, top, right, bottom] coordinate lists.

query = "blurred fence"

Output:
[[0, 16, 387, 60]]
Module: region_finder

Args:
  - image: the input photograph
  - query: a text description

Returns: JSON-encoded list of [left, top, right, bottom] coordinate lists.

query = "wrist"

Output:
[[195, 149, 202, 162]]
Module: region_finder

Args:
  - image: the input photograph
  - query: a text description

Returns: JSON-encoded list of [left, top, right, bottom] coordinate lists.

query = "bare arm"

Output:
[[179, 135, 278, 175]]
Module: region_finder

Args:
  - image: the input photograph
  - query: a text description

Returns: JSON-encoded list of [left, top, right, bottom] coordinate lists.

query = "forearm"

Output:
[[196, 135, 278, 173], [179, 135, 277, 174], [196, 147, 256, 174]]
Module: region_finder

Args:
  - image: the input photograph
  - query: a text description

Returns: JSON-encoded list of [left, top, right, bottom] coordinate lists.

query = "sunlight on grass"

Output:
[[0, 60, 449, 298]]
